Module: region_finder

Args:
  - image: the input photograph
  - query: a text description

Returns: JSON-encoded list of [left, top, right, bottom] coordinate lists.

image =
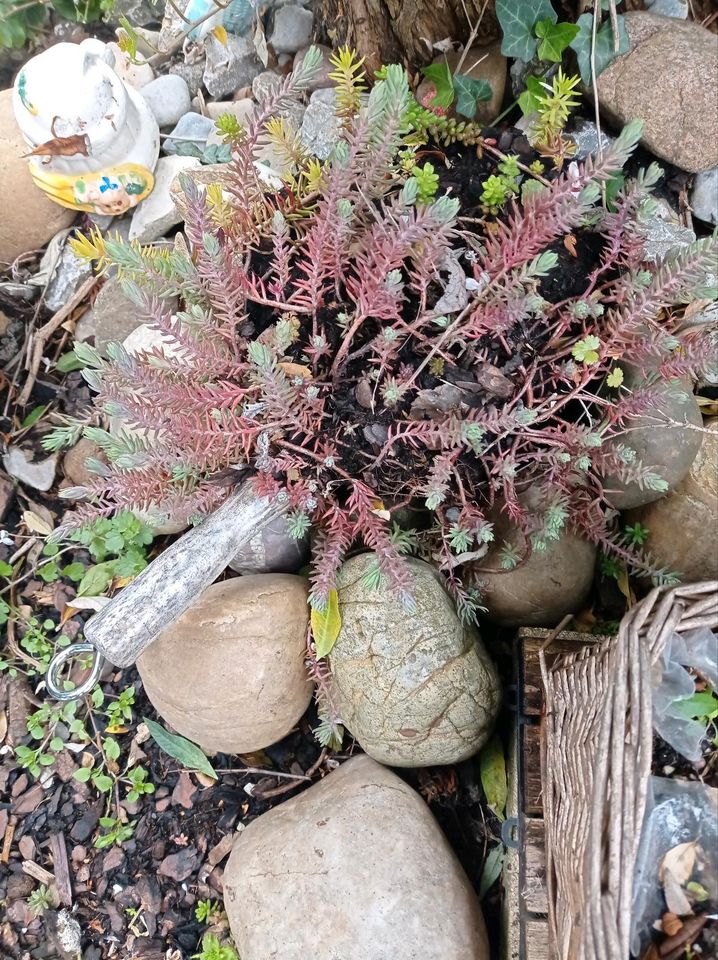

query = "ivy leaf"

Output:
[[144, 717, 218, 780], [534, 19, 580, 63], [311, 588, 342, 658], [517, 74, 545, 116], [420, 61, 455, 109], [479, 735, 507, 820], [453, 74, 492, 120], [496, 0, 556, 62], [570, 12, 629, 85]]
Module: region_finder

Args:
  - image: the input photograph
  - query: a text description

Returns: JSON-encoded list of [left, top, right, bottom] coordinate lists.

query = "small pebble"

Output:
[[140, 74, 192, 128]]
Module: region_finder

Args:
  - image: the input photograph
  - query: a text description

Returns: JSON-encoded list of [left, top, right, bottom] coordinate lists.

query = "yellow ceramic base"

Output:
[[29, 162, 154, 215]]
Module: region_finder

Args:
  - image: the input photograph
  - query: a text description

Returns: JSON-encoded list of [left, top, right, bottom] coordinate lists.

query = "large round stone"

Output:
[[472, 518, 597, 629], [596, 12, 718, 173], [626, 419, 718, 583], [329, 555, 500, 767], [602, 381, 703, 510], [138, 575, 312, 754], [0, 89, 75, 265], [223, 754, 490, 960]]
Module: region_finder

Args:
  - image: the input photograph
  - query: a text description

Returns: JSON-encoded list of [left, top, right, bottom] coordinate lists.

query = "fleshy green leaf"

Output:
[[21, 404, 49, 429], [479, 735, 507, 820], [311, 588, 342, 658], [73, 767, 92, 782], [77, 561, 115, 597], [453, 74, 492, 120], [570, 12, 629, 85], [496, 0, 556, 61], [420, 61, 455, 109], [479, 844, 506, 898], [534, 19, 580, 62], [144, 717, 218, 780]]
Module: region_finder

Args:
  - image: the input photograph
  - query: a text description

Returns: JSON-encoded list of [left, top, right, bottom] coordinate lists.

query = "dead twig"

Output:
[[1, 815, 17, 863], [148, 0, 232, 66], [251, 749, 328, 800], [18, 274, 100, 407]]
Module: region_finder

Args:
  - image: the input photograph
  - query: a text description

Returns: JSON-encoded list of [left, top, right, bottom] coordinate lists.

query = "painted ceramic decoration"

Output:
[[183, 0, 261, 40], [12, 38, 160, 216]]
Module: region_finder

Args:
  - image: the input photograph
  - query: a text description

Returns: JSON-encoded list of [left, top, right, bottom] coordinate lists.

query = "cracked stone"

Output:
[[203, 33, 262, 99], [330, 555, 501, 767], [223, 755, 490, 960], [596, 12, 718, 172]]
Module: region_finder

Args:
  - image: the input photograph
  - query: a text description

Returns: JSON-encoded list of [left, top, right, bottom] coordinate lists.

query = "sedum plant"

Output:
[[57, 48, 717, 621]]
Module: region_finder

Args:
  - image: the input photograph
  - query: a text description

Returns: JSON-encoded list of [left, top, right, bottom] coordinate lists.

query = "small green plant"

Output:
[[125, 766, 155, 803], [624, 522, 649, 546], [27, 884, 54, 917], [6, 617, 72, 675], [14, 744, 55, 778], [413, 162, 440, 205], [671, 688, 718, 748], [192, 934, 239, 960], [94, 816, 135, 849], [106, 685, 136, 729], [599, 554, 622, 580], [480, 154, 521, 214], [195, 899, 222, 923], [518, 68, 581, 165]]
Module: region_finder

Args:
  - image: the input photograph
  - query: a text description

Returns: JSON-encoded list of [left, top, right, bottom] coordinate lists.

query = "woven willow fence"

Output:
[[540, 581, 718, 960]]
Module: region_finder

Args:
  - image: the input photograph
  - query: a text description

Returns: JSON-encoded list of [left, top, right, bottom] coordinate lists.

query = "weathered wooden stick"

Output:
[[84, 482, 289, 667]]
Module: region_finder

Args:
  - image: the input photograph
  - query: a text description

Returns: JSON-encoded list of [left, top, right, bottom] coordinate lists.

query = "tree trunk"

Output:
[[315, 0, 500, 74]]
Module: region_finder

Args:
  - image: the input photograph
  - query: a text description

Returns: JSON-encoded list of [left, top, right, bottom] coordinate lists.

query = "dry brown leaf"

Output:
[[277, 361, 312, 380], [194, 771, 216, 788], [662, 870, 693, 918], [22, 510, 52, 537], [563, 233, 578, 257], [22, 133, 90, 159], [0, 709, 7, 745], [660, 841, 698, 886]]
